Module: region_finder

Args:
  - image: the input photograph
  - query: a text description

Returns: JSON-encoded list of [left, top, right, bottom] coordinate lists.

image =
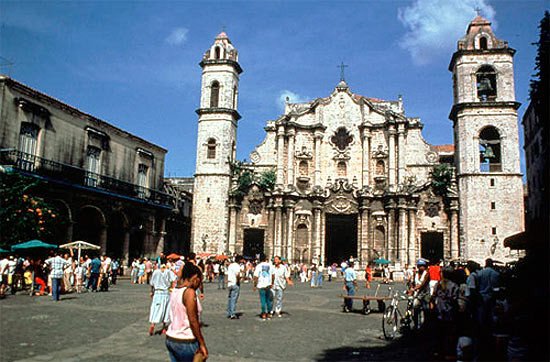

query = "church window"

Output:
[[214, 46, 221, 59], [491, 201, 496, 210], [18, 122, 40, 171], [210, 81, 220, 108], [299, 160, 309, 176], [376, 160, 385, 175], [479, 126, 501, 172], [331, 127, 353, 151], [492, 227, 497, 235], [490, 178, 495, 187], [337, 161, 347, 177], [207, 138, 217, 159], [479, 36, 488, 50], [476, 65, 497, 101]]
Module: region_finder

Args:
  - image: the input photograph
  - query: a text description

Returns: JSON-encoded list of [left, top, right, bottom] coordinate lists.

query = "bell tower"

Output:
[[449, 15, 524, 262], [191, 31, 242, 254]]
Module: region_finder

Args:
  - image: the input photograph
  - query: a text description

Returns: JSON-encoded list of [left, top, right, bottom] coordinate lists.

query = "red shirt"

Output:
[[428, 265, 441, 281]]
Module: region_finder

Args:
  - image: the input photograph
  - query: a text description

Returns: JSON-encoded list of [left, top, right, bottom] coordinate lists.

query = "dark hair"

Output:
[[182, 263, 202, 280], [485, 258, 494, 268], [188, 252, 196, 261]]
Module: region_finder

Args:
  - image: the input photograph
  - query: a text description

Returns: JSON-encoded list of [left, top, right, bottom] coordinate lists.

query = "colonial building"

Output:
[[0, 76, 189, 265], [191, 16, 525, 266]]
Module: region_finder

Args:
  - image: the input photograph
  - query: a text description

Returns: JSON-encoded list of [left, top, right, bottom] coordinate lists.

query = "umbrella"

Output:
[[197, 252, 215, 259], [373, 258, 391, 265], [166, 253, 181, 260], [11, 240, 58, 251], [59, 240, 100, 265], [215, 255, 228, 261], [0, 247, 9, 253]]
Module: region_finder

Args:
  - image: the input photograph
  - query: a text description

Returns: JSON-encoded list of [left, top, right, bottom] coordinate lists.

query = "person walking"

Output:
[[149, 264, 176, 335], [165, 263, 208, 362], [253, 255, 274, 320], [343, 261, 357, 313], [226, 256, 243, 319], [271, 256, 293, 317], [316, 264, 324, 288], [88, 255, 102, 292], [217, 261, 226, 290], [45, 251, 69, 301], [365, 264, 373, 289]]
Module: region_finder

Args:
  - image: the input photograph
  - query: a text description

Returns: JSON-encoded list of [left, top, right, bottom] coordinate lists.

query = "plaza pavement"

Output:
[[1, 277, 428, 361]]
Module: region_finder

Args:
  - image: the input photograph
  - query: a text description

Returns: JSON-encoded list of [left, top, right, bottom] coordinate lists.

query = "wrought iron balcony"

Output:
[[0, 149, 174, 207]]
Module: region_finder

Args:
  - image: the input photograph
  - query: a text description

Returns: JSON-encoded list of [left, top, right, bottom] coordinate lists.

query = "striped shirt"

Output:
[[45, 256, 68, 279]]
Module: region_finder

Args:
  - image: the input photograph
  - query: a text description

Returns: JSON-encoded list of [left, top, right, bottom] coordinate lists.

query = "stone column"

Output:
[[450, 200, 459, 259], [65, 222, 74, 244], [228, 204, 238, 254], [360, 200, 370, 266], [362, 131, 371, 187], [407, 206, 417, 265], [388, 126, 396, 187], [99, 226, 107, 253], [274, 199, 283, 256], [286, 128, 295, 187], [285, 200, 295, 261], [122, 230, 130, 272], [386, 201, 395, 260], [398, 201, 407, 262], [314, 132, 323, 186], [155, 218, 166, 255], [266, 203, 274, 258], [312, 201, 322, 263], [397, 126, 406, 184], [276, 126, 286, 185]]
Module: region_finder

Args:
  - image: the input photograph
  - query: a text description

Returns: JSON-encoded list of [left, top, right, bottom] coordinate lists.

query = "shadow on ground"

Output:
[[315, 332, 432, 362]]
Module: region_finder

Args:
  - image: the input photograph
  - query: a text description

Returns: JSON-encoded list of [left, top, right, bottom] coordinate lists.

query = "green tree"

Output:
[[0, 170, 66, 247], [430, 164, 453, 196], [258, 169, 276, 191]]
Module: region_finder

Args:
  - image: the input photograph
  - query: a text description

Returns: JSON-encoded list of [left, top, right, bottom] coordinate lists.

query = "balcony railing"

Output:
[[0, 149, 174, 207]]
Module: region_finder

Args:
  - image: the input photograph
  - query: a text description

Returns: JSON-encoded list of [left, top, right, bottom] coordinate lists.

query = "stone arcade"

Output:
[[191, 16, 524, 266]]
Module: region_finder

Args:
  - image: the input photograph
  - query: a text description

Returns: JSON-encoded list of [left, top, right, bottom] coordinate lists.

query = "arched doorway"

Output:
[[107, 211, 128, 259], [74, 206, 105, 247], [48, 199, 72, 244], [243, 228, 264, 259], [129, 220, 145, 261]]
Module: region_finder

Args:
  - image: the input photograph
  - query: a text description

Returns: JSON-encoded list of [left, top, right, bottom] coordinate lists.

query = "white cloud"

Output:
[[277, 90, 308, 111], [165, 27, 189, 46], [397, 0, 496, 65]]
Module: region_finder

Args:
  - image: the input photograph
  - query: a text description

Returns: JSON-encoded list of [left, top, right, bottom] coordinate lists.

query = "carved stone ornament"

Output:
[[372, 144, 388, 159], [425, 151, 438, 164], [330, 127, 353, 151], [247, 186, 264, 215], [295, 145, 313, 159], [250, 151, 261, 164], [424, 200, 440, 218], [326, 195, 358, 215]]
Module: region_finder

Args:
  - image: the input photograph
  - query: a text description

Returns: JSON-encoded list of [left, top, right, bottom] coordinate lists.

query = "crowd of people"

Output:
[[0, 250, 121, 299]]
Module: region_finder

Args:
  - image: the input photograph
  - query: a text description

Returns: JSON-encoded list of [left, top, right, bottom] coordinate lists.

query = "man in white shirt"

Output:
[[226, 255, 243, 319], [271, 256, 293, 317], [253, 255, 274, 321]]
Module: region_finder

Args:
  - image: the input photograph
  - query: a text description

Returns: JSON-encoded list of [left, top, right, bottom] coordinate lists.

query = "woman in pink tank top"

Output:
[[165, 263, 208, 361]]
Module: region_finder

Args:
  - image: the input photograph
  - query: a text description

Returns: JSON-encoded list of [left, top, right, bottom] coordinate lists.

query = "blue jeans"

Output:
[[165, 338, 199, 362], [218, 274, 226, 289], [51, 277, 62, 301], [227, 285, 240, 317], [88, 272, 99, 291], [259, 287, 273, 314], [317, 273, 323, 287], [345, 281, 355, 310]]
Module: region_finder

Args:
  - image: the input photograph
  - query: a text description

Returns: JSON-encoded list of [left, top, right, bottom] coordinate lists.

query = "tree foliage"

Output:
[[258, 169, 276, 191], [530, 11, 549, 133], [430, 164, 453, 196], [0, 171, 66, 247]]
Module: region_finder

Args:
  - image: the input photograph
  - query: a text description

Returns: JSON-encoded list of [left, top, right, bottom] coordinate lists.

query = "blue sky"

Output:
[[1, 0, 547, 177]]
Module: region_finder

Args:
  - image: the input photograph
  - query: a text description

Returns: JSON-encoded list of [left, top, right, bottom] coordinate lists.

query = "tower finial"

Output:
[[337, 61, 348, 82], [475, 6, 481, 16]]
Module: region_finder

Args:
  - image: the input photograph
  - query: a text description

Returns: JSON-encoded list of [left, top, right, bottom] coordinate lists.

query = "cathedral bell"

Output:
[[482, 145, 495, 159]]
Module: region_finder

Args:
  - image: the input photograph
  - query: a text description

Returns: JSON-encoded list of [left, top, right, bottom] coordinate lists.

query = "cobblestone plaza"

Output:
[[0, 279, 425, 362]]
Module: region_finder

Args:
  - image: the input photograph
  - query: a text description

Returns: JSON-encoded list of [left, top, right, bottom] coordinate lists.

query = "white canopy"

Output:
[[60, 240, 101, 250]]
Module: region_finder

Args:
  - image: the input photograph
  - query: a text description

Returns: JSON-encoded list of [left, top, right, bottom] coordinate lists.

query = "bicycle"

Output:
[[382, 288, 426, 340]]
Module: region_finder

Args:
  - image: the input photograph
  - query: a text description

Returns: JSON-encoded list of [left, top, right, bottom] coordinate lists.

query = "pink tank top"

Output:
[[166, 287, 202, 340]]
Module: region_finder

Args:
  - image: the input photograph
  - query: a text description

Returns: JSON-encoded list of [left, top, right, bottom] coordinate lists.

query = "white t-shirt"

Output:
[[254, 261, 273, 289], [273, 264, 290, 290], [227, 262, 241, 287], [213, 263, 220, 274]]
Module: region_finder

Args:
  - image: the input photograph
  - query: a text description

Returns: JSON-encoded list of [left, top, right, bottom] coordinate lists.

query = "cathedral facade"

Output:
[[191, 16, 524, 266]]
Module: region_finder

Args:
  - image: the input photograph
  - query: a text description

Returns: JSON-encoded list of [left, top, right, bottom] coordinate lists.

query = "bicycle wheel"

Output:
[[382, 306, 399, 340]]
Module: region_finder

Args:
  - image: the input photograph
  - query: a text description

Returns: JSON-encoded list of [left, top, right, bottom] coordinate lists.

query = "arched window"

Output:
[[476, 65, 497, 101], [337, 161, 347, 177], [479, 126, 501, 172], [479, 36, 488, 50], [376, 160, 385, 175], [207, 138, 216, 159], [210, 81, 220, 108], [299, 160, 309, 176], [214, 46, 221, 59]]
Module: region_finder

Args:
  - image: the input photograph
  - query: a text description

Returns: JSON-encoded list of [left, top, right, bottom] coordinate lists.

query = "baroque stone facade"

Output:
[[191, 16, 524, 266]]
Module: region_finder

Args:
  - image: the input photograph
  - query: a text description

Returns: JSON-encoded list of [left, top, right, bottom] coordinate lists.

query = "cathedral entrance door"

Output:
[[421, 232, 444, 263], [325, 214, 358, 266], [243, 228, 265, 259]]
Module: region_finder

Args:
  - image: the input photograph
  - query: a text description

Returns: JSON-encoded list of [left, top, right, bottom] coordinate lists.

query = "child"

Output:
[[74, 264, 83, 293]]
